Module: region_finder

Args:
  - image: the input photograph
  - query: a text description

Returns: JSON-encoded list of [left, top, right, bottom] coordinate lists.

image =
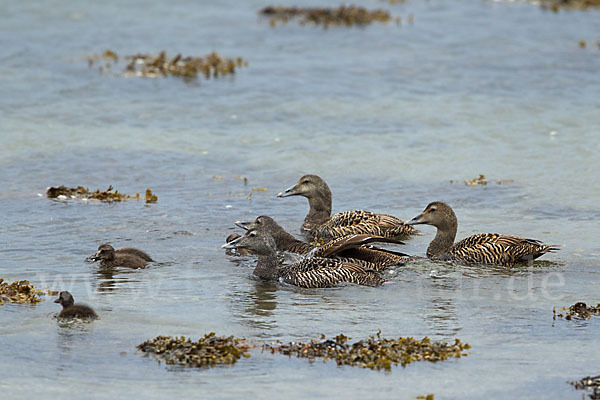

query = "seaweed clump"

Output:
[[262, 332, 470, 371], [0, 279, 44, 305], [260, 5, 399, 27], [554, 302, 600, 320], [538, 0, 600, 11], [449, 175, 514, 186], [46, 185, 157, 203], [137, 333, 251, 368], [88, 50, 248, 79], [569, 375, 600, 400]]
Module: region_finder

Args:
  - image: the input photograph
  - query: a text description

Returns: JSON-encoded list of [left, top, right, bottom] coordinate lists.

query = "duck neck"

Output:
[[274, 229, 306, 252], [254, 253, 280, 281], [304, 193, 332, 230], [427, 222, 457, 259]]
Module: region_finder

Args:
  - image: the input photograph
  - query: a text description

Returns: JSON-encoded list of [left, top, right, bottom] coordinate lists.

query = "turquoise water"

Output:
[[1, 0, 599, 398]]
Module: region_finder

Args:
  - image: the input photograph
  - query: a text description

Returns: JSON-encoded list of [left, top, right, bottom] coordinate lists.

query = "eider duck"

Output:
[[235, 215, 414, 270], [406, 201, 559, 266], [54, 291, 98, 319], [92, 244, 149, 269], [277, 174, 419, 242], [223, 228, 385, 288]]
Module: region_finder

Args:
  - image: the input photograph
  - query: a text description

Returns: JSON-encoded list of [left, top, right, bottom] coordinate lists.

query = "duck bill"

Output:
[[405, 213, 426, 225], [54, 298, 61, 303], [85, 254, 100, 262], [234, 220, 252, 230], [222, 235, 244, 249], [276, 184, 300, 198]]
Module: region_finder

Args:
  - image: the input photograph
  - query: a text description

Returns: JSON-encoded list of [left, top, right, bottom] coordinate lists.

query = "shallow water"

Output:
[[1, 0, 599, 398]]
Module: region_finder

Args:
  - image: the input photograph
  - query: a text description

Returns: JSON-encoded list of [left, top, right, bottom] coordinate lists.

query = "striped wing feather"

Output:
[[314, 234, 404, 258], [450, 233, 558, 266], [282, 257, 384, 288], [315, 210, 419, 242]]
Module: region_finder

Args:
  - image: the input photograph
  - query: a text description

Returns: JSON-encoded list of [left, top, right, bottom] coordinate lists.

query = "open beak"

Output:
[[276, 184, 299, 198], [234, 220, 251, 230], [85, 254, 99, 262], [222, 235, 243, 249], [405, 213, 426, 225]]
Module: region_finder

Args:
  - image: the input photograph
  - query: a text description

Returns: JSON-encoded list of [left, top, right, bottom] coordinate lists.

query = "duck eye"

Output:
[[249, 231, 256, 236], [430, 208, 436, 212]]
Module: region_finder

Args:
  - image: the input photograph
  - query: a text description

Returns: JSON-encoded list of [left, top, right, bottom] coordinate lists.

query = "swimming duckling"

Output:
[[223, 228, 385, 288], [54, 291, 97, 319], [236, 215, 413, 270], [406, 201, 559, 266], [277, 174, 419, 242], [93, 244, 148, 269], [225, 233, 251, 256]]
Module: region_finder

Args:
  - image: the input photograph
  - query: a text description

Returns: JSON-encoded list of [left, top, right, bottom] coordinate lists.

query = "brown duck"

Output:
[[91, 244, 150, 269], [235, 215, 414, 270], [277, 174, 419, 242], [406, 201, 559, 266], [54, 291, 98, 319], [223, 228, 385, 288]]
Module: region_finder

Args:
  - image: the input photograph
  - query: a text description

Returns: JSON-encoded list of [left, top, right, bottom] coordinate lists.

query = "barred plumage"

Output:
[[407, 201, 559, 267], [223, 228, 385, 288], [235, 216, 413, 271], [276, 174, 419, 241]]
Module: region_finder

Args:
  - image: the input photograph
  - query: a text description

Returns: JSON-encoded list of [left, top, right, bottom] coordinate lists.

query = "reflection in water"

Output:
[[420, 276, 463, 338], [94, 267, 140, 293], [55, 319, 95, 373], [228, 281, 278, 331]]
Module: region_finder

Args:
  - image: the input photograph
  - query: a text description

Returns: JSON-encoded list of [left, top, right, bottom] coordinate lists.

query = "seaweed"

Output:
[[569, 375, 600, 399], [45, 185, 158, 203], [449, 175, 514, 186], [262, 331, 470, 371], [260, 5, 401, 27], [554, 302, 600, 320], [87, 50, 247, 79], [538, 0, 600, 11], [0, 279, 44, 305], [137, 333, 251, 368]]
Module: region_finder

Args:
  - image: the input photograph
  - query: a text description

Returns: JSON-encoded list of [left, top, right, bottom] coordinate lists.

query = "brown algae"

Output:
[[0, 279, 44, 305], [554, 302, 600, 320], [46, 185, 158, 203], [260, 5, 400, 27], [449, 175, 514, 186], [87, 50, 248, 79], [262, 332, 470, 371], [538, 0, 600, 11], [569, 375, 600, 399], [137, 333, 251, 368]]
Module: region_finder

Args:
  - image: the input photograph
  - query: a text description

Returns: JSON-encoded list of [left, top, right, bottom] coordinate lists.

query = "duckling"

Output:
[[54, 291, 97, 319], [406, 201, 559, 266], [236, 215, 414, 270], [223, 229, 384, 288], [277, 174, 419, 242], [225, 233, 251, 256], [93, 244, 148, 269]]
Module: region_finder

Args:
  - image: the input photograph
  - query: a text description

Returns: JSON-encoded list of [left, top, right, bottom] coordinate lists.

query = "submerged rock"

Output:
[[138, 333, 251, 368], [87, 50, 248, 79], [260, 5, 400, 27], [569, 375, 600, 399], [45, 185, 157, 203], [262, 332, 470, 371], [554, 302, 600, 320], [0, 279, 44, 305]]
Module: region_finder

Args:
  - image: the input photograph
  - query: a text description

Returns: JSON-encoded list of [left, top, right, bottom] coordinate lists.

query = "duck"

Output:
[[92, 244, 149, 269], [235, 215, 414, 270], [225, 233, 251, 256], [405, 201, 559, 266], [277, 174, 419, 242], [223, 228, 385, 288], [54, 291, 98, 319]]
